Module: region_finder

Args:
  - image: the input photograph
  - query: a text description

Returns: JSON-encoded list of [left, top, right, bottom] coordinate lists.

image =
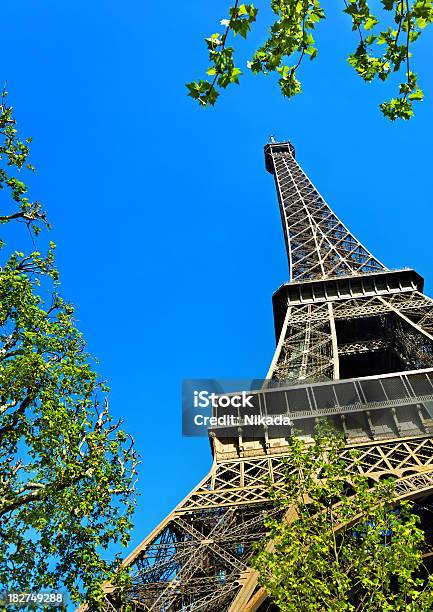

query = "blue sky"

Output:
[[3, 1, 433, 560]]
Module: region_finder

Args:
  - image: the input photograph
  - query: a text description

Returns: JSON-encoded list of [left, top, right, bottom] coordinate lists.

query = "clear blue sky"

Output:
[[3, 1, 433, 559]]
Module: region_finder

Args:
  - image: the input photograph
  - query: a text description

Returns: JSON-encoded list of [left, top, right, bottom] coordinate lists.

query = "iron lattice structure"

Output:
[[265, 141, 384, 281], [102, 141, 433, 611]]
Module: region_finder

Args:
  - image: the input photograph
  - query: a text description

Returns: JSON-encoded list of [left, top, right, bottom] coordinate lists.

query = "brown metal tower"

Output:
[[106, 141, 433, 611]]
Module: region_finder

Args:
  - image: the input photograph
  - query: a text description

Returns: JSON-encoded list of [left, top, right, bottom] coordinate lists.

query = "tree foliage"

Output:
[[0, 88, 138, 608], [252, 424, 433, 611], [187, 0, 433, 120]]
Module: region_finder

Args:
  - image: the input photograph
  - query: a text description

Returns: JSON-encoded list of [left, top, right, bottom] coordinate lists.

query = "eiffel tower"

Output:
[[107, 141, 433, 611]]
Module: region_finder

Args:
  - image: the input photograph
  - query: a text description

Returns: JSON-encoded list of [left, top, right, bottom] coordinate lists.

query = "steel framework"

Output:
[[100, 141, 433, 611]]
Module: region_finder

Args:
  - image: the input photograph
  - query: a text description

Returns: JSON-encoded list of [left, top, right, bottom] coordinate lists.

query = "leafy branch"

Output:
[[188, 0, 433, 119], [0, 90, 139, 607], [252, 424, 433, 610], [186, 3, 258, 106], [345, 0, 428, 119], [0, 87, 48, 233]]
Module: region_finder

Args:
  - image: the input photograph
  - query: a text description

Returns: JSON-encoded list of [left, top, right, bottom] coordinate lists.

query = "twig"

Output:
[[205, 0, 240, 101]]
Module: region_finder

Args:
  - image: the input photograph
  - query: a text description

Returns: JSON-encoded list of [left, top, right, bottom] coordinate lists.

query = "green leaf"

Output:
[[408, 88, 424, 101]]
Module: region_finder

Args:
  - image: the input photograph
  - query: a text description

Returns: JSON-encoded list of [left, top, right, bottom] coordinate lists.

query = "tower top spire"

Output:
[[265, 140, 385, 281]]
